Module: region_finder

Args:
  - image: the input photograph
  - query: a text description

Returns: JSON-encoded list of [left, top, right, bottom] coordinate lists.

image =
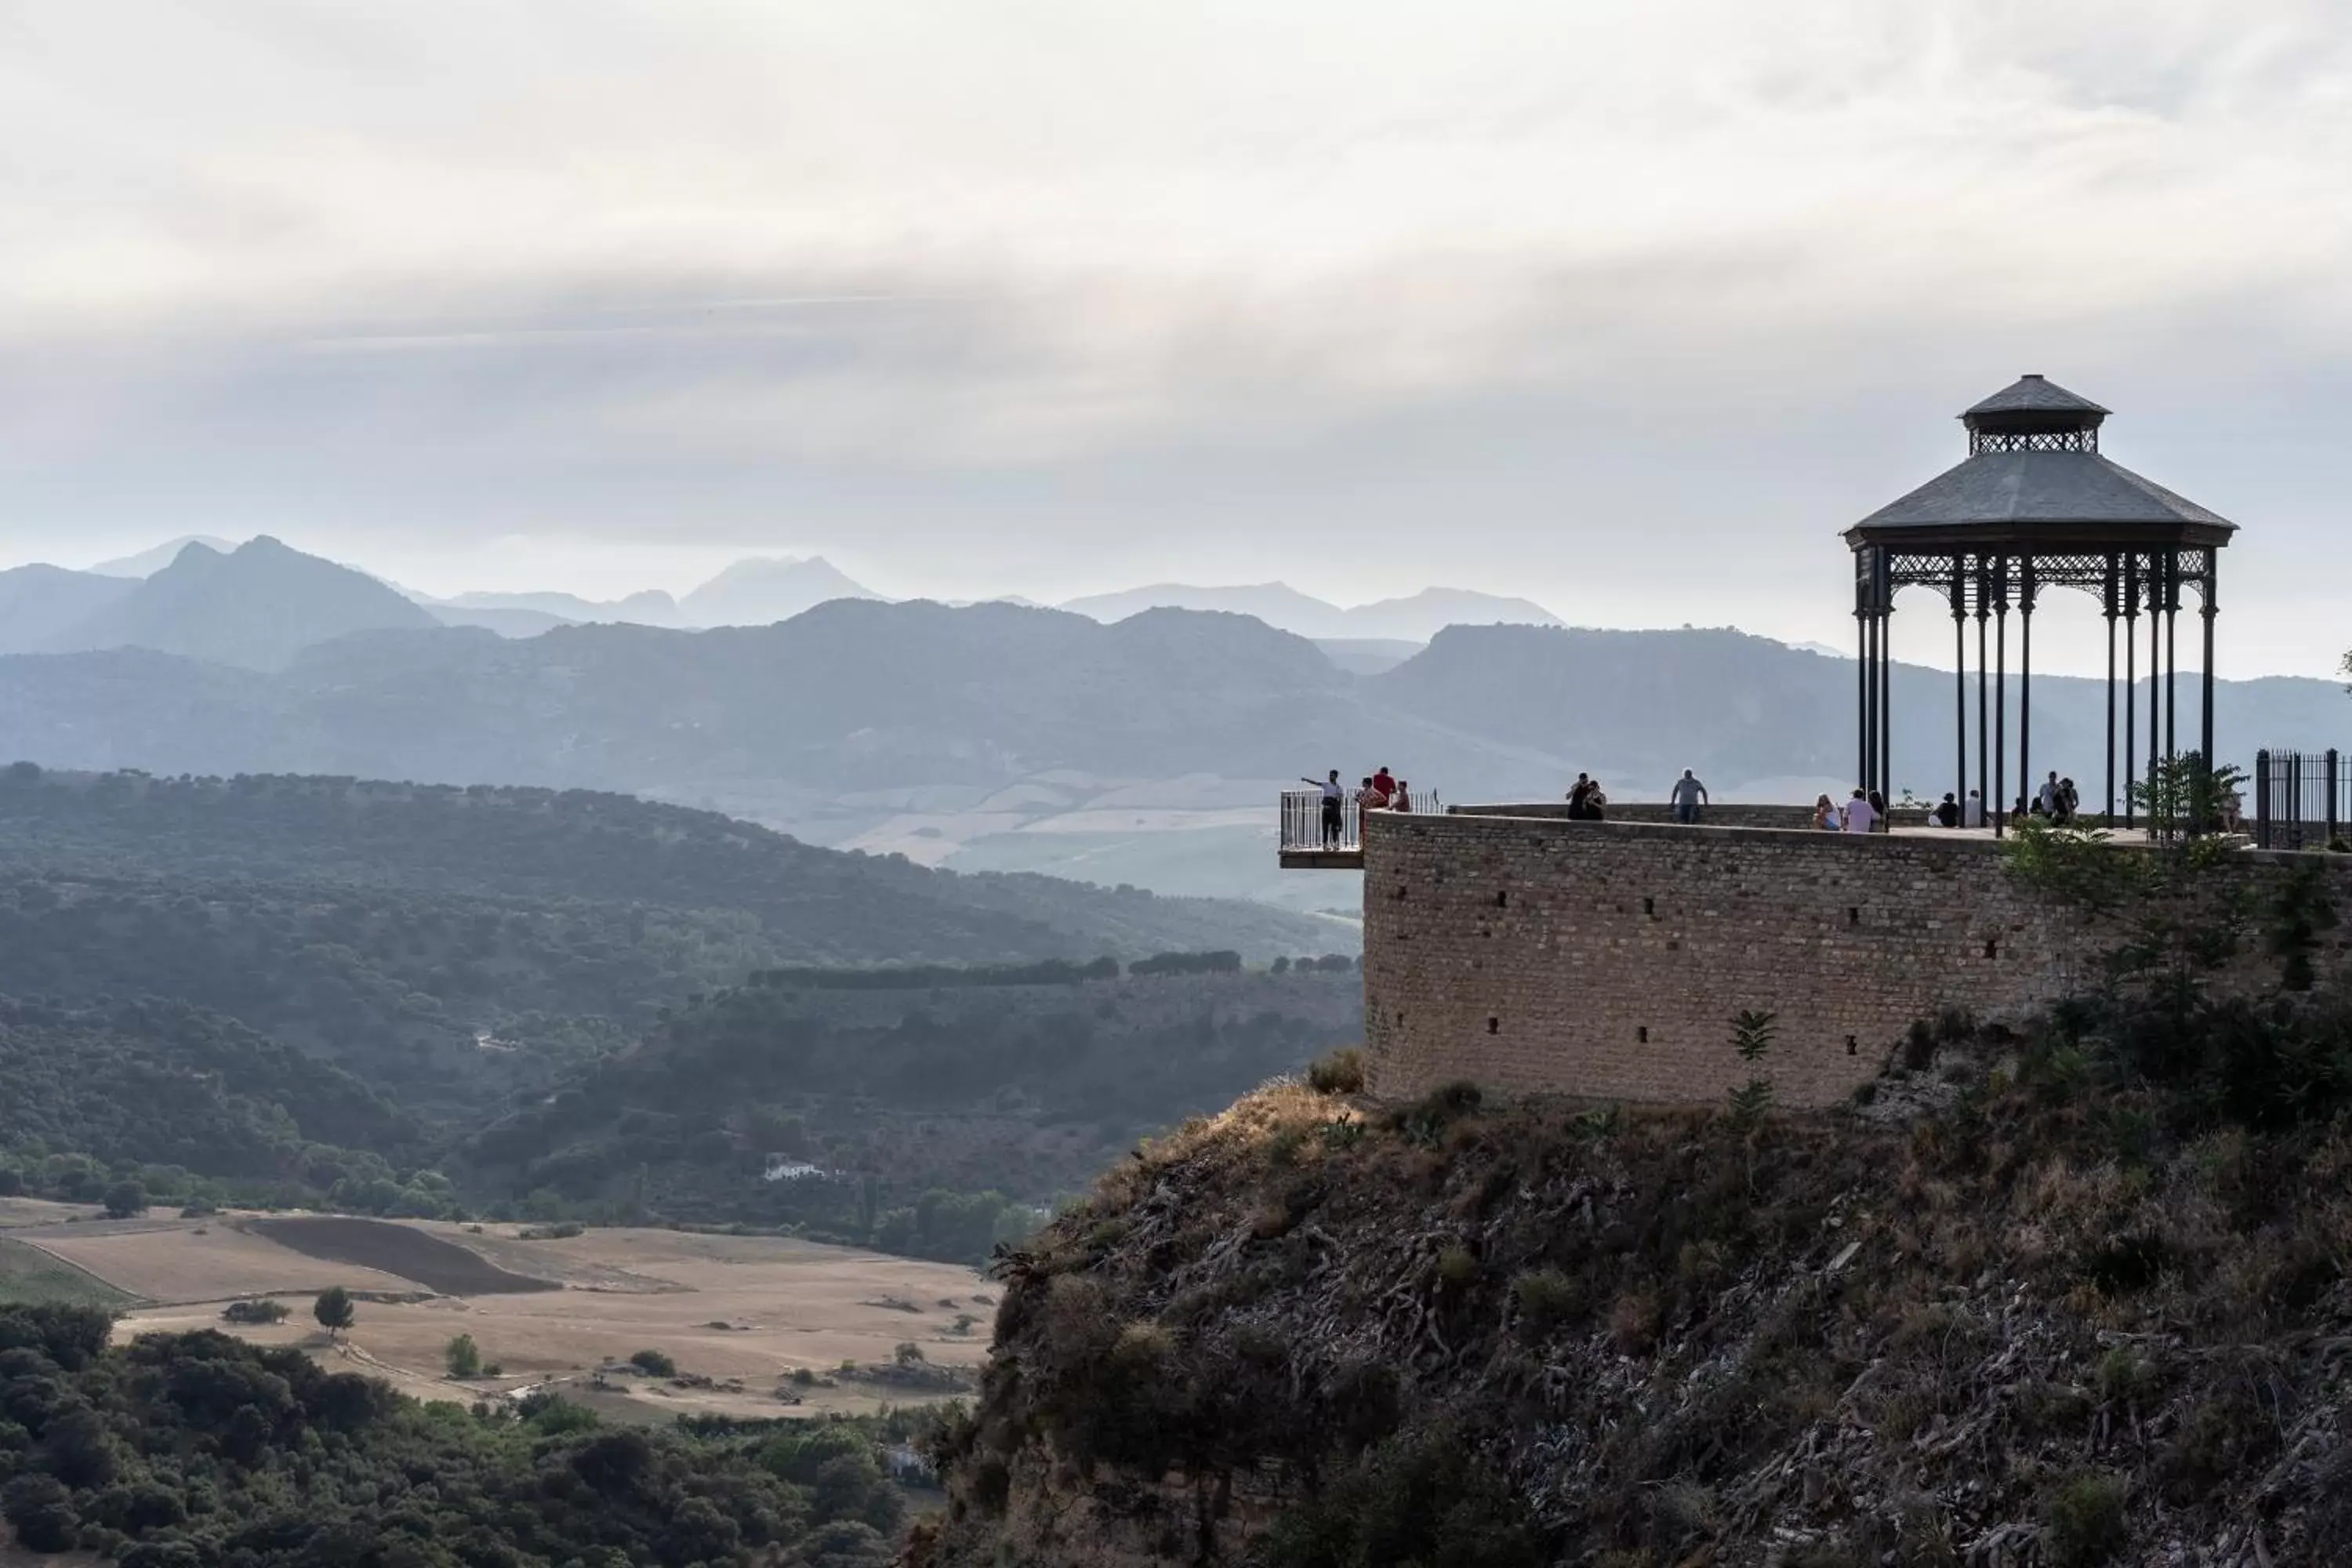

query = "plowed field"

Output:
[[247, 1217, 557, 1295]]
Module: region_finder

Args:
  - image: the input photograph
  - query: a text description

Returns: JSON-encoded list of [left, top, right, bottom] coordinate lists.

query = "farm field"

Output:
[[0, 1234, 133, 1308], [22, 1221, 419, 1304], [6, 1214, 993, 1421], [0, 1196, 96, 1229]]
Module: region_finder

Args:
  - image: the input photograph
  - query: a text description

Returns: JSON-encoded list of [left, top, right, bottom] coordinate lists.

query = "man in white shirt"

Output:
[[1841, 789, 1878, 833], [2036, 771, 2062, 817], [1301, 769, 1345, 848], [1962, 789, 1985, 828], [1668, 769, 1709, 825]]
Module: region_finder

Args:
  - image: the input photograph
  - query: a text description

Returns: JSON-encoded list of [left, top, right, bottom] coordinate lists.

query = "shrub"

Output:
[[221, 1299, 291, 1326], [1511, 1268, 1582, 1336], [2044, 1472, 2128, 1566], [1253, 1426, 1541, 1568], [1306, 1047, 1367, 1095], [445, 1334, 482, 1378], [1393, 1081, 1483, 1145], [102, 1180, 148, 1218], [628, 1348, 677, 1377]]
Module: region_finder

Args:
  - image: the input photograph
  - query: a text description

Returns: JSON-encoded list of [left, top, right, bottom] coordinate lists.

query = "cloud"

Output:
[[3, 1, 2350, 671]]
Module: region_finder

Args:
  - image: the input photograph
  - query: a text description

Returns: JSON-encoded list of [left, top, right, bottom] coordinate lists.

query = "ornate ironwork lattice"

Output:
[[1877, 550, 2212, 616], [1967, 428, 2099, 455]]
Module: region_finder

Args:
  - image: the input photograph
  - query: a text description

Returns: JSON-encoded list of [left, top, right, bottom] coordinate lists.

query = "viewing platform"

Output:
[[1280, 794, 1941, 866], [1278, 789, 1446, 869]]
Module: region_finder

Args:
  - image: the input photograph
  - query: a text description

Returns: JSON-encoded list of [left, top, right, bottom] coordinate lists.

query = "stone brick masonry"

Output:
[[1359, 810, 2352, 1108]]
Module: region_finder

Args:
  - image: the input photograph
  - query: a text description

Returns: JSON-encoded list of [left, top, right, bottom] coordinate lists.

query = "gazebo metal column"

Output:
[[2019, 557, 2036, 815], [1975, 564, 1990, 821], [2102, 555, 2119, 826], [2123, 556, 2139, 827], [1855, 602, 1868, 791], [2165, 550, 2180, 779], [2201, 547, 2219, 812], [2148, 555, 2164, 798], [1879, 597, 1893, 804], [1992, 561, 2009, 835], [1951, 556, 1967, 813]]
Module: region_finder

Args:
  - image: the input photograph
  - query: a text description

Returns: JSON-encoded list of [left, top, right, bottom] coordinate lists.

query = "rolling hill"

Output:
[[0, 564, 138, 653], [1060, 580, 1563, 640], [0, 765, 1334, 964]]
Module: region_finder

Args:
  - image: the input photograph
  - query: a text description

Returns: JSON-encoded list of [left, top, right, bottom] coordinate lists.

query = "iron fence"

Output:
[[1279, 788, 1443, 854], [2252, 749, 2349, 851]]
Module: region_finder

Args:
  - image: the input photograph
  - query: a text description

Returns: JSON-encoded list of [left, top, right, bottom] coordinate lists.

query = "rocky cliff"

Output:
[[916, 956, 2352, 1566]]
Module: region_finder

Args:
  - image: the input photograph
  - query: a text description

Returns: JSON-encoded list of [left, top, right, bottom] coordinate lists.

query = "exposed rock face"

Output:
[[917, 1013, 2352, 1566]]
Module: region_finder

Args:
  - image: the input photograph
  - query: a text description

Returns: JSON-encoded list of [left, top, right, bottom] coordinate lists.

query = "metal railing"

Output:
[[1279, 788, 1443, 854], [2253, 749, 2349, 851]]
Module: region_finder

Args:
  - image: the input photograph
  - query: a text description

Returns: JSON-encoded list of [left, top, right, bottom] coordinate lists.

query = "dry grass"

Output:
[[19, 1221, 416, 1303], [9, 1213, 992, 1421]]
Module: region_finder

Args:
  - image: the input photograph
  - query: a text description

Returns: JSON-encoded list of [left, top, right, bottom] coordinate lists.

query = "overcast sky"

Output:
[[4, 2, 2350, 675]]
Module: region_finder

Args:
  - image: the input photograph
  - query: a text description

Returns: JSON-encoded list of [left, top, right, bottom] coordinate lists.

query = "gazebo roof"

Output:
[[1853, 452, 2234, 535], [1847, 376, 2235, 551], [1962, 374, 2109, 419]]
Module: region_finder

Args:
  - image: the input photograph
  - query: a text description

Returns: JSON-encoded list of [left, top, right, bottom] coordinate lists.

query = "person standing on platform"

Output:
[[1302, 770, 1345, 849], [1668, 769, 1709, 825], [1566, 773, 1594, 819]]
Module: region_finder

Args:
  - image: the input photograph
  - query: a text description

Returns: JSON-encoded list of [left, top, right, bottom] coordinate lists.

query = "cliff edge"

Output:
[[917, 971, 2352, 1566]]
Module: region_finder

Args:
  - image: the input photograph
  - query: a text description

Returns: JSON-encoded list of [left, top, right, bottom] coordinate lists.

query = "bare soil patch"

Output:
[[249, 1217, 558, 1295]]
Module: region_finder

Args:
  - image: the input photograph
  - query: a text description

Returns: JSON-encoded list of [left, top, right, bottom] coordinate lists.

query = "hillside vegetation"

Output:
[[922, 898, 2352, 1564], [0, 1304, 916, 1566], [0, 768, 1360, 1264], [463, 964, 1362, 1257], [0, 766, 1330, 964]]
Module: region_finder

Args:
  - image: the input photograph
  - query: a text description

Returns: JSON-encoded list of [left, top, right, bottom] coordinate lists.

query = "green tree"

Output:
[[445, 1333, 482, 1377], [314, 1285, 355, 1340], [102, 1179, 149, 1218]]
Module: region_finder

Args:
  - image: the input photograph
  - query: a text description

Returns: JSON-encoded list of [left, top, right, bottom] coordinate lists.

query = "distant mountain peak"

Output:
[[42, 535, 441, 670], [87, 535, 241, 578], [677, 555, 880, 627]]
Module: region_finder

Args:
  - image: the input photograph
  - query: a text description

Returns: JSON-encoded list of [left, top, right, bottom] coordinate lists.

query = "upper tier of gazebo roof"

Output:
[[1846, 375, 2236, 554]]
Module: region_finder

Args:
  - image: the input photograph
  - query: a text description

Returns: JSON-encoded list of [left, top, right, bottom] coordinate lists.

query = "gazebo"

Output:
[[1845, 375, 2235, 833]]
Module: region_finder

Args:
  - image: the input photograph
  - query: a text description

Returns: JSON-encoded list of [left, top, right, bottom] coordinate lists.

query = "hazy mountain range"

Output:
[[2, 578, 2339, 806], [5, 535, 2340, 908], [1057, 583, 1563, 642], [4, 536, 1564, 670], [2, 538, 895, 663]]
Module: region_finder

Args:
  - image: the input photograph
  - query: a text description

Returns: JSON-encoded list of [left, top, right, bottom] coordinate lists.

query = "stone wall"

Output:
[[1360, 811, 2352, 1108], [1451, 801, 1931, 831]]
